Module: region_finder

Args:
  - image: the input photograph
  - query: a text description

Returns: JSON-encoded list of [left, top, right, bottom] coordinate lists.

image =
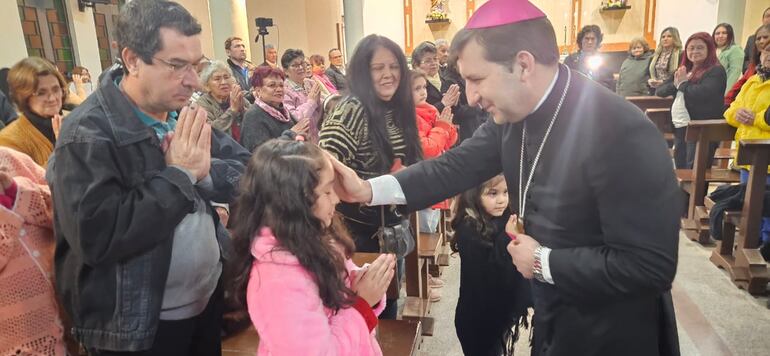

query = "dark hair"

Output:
[[328, 48, 341, 57], [412, 41, 437, 67], [309, 54, 325, 66], [281, 49, 305, 70], [114, 0, 201, 71], [750, 24, 770, 68], [225, 37, 243, 51], [681, 32, 720, 83], [712, 23, 736, 48], [228, 139, 355, 311], [347, 34, 423, 169], [450, 175, 506, 253], [250, 65, 286, 88], [0, 68, 10, 98], [577, 24, 603, 50], [449, 17, 559, 69]]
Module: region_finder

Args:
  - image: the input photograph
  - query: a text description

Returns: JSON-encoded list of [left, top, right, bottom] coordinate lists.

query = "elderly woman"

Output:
[[411, 41, 459, 113], [281, 49, 322, 142], [195, 60, 249, 140], [724, 42, 770, 261], [648, 27, 683, 90], [240, 66, 309, 152], [726, 24, 770, 107], [565, 25, 613, 89], [0, 57, 65, 166], [713, 23, 745, 95], [319, 34, 423, 320], [616, 38, 653, 97], [657, 32, 726, 169], [309, 54, 339, 95]]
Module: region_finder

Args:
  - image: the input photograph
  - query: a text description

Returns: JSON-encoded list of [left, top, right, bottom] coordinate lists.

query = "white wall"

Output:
[[209, 0, 252, 62], [361, 0, 405, 51], [655, 0, 720, 41], [0, 0, 30, 68], [65, 0, 102, 77], [176, 0, 216, 59]]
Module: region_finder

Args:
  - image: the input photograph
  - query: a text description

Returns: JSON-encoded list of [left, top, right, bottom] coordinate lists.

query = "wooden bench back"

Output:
[[736, 139, 770, 247], [625, 95, 674, 112]]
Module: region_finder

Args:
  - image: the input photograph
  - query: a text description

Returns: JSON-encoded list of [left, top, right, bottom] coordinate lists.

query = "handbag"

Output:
[[376, 206, 415, 259], [376, 206, 415, 300]]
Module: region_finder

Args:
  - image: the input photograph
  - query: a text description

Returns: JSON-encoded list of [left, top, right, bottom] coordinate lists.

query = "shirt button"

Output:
[[32, 250, 40, 258], [18, 229, 26, 237]]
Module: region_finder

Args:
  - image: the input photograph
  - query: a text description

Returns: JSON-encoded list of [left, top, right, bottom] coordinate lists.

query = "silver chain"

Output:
[[518, 67, 572, 221]]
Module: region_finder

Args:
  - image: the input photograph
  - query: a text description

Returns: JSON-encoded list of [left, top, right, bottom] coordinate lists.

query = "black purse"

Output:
[[376, 206, 415, 259]]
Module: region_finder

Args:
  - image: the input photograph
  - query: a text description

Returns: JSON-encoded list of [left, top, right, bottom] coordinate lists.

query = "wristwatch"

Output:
[[532, 246, 546, 283]]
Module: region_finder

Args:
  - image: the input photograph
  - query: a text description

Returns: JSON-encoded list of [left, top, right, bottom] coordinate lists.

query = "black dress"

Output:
[[454, 213, 532, 356]]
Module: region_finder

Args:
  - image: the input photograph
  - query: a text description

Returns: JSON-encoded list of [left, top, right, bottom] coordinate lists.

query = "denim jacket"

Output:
[[50, 68, 250, 351]]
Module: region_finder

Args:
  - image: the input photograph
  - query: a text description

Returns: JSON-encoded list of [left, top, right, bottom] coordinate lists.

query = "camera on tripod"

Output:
[[255, 17, 273, 35]]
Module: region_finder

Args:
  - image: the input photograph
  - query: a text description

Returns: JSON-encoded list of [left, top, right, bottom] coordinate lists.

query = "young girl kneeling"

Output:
[[229, 139, 395, 355], [450, 176, 533, 356]]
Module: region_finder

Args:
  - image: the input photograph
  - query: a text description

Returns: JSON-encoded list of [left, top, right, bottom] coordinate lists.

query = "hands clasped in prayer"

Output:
[[351, 253, 396, 307], [164, 104, 212, 181]]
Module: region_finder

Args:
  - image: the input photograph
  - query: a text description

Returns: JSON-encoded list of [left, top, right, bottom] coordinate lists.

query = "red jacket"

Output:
[[416, 102, 458, 159], [725, 64, 756, 106], [416, 103, 457, 210]]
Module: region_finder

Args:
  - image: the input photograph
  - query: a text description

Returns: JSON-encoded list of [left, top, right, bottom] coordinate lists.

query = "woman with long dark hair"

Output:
[[657, 32, 726, 169], [713, 23, 745, 95], [319, 34, 422, 319]]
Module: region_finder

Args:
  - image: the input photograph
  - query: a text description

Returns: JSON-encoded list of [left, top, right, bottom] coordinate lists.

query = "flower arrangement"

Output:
[[426, 0, 449, 21]]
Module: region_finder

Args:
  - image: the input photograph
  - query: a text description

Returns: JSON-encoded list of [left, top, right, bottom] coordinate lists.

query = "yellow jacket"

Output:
[[724, 74, 770, 172], [0, 114, 53, 166]]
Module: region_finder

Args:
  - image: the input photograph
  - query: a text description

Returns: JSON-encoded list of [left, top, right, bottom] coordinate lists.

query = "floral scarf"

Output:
[[254, 96, 292, 123]]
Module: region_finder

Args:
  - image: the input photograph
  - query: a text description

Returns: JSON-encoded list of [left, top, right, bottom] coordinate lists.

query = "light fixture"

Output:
[[78, 0, 111, 12]]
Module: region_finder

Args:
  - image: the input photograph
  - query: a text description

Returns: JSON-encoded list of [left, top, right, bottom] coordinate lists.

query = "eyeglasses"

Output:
[[289, 62, 305, 69], [153, 56, 209, 78], [32, 85, 63, 99], [421, 57, 438, 65]]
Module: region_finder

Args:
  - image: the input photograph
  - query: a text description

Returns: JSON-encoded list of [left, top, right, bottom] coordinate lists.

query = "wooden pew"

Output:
[[679, 120, 740, 244], [222, 319, 424, 356], [710, 139, 770, 294], [625, 95, 674, 113], [401, 213, 437, 336]]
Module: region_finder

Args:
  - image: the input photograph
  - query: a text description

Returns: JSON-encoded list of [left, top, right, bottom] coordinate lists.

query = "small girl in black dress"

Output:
[[450, 175, 533, 356]]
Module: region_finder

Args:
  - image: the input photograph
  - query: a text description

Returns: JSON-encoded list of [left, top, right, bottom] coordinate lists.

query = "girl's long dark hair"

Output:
[[227, 139, 354, 311], [449, 175, 506, 253], [347, 34, 422, 171]]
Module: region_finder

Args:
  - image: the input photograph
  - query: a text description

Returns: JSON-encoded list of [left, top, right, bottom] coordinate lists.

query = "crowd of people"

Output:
[[0, 0, 769, 355]]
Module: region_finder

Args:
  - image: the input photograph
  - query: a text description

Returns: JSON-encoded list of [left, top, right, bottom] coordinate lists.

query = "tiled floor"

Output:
[[418, 232, 770, 356]]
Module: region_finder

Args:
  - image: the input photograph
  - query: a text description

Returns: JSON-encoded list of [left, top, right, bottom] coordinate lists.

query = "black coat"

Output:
[[656, 65, 727, 120], [564, 51, 615, 90], [442, 67, 490, 144], [240, 104, 297, 152], [325, 65, 347, 92], [744, 35, 755, 73], [395, 64, 682, 356], [454, 213, 532, 356]]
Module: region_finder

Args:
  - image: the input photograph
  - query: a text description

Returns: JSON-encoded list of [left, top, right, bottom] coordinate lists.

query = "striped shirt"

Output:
[[319, 97, 408, 180]]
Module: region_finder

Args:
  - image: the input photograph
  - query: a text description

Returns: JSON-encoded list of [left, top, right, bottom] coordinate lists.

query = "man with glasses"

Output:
[[50, 0, 249, 354], [325, 48, 347, 92]]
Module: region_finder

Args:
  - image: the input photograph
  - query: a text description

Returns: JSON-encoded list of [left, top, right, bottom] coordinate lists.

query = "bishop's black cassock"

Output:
[[394, 64, 682, 356]]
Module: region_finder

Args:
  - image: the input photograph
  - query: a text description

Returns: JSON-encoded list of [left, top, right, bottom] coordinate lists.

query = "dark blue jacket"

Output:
[[50, 68, 249, 351]]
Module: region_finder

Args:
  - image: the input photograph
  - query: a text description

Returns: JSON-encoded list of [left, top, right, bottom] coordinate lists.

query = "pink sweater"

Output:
[[0, 148, 65, 355], [247, 228, 384, 356]]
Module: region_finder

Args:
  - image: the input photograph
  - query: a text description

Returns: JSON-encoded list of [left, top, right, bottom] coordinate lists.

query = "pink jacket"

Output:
[[247, 228, 384, 356], [0, 148, 65, 355], [283, 80, 323, 142]]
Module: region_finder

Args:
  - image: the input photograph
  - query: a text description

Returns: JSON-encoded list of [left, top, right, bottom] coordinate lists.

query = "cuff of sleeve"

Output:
[[541, 247, 554, 284], [367, 175, 406, 206], [169, 165, 197, 184], [352, 296, 378, 332]]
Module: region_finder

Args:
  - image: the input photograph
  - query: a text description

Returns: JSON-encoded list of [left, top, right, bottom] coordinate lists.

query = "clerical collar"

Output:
[[529, 67, 560, 114]]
